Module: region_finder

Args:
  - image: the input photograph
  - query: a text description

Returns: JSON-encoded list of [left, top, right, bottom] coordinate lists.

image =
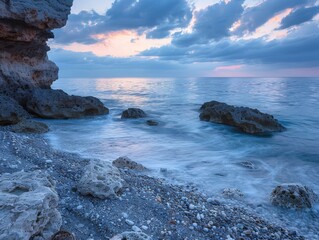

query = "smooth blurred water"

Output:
[[46, 77, 319, 237], [46, 77, 319, 197]]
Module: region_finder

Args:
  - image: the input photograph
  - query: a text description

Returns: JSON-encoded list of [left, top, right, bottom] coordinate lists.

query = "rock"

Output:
[[110, 231, 151, 240], [0, 170, 61, 240], [121, 108, 147, 119], [0, 0, 72, 94], [26, 89, 109, 119], [0, 95, 30, 125], [199, 101, 285, 134], [222, 188, 244, 199], [113, 156, 146, 171], [11, 120, 49, 134], [50, 230, 76, 240], [146, 120, 159, 126], [238, 161, 255, 169], [77, 159, 124, 199], [270, 183, 318, 208]]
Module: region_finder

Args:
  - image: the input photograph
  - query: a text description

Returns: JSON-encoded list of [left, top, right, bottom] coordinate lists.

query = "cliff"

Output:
[[0, 0, 108, 119]]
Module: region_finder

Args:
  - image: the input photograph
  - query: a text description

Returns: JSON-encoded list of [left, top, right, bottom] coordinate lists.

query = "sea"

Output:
[[45, 77, 319, 239]]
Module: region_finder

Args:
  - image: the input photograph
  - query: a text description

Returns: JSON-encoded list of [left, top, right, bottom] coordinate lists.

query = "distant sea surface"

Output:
[[46, 77, 319, 235]]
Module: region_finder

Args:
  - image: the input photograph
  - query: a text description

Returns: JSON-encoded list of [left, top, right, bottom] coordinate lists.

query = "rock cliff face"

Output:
[[0, 0, 108, 118], [0, 0, 72, 92]]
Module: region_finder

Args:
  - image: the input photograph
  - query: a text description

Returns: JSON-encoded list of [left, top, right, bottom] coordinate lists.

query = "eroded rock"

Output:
[[0, 95, 30, 125], [26, 89, 109, 119], [113, 156, 146, 171], [270, 183, 318, 208], [110, 231, 151, 240], [0, 170, 61, 240], [122, 108, 147, 119], [77, 160, 124, 199], [199, 101, 285, 134], [222, 188, 244, 199]]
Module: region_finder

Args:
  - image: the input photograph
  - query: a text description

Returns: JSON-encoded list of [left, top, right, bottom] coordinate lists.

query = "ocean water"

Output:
[[46, 77, 319, 237]]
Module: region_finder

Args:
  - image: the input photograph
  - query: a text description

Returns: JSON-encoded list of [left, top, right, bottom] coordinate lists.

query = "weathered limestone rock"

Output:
[[11, 119, 49, 134], [26, 89, 109, 119], [0, 95, 30, 125], [199, 101, 285, 134], [270, 183, 318, 208], [110, 231, 151, 240], [0, 170, 61, 240], [0, 0, 73, 92], [77, 160, 124, 199], [113, 156, 146, 171], [122, 108, 147, 119]]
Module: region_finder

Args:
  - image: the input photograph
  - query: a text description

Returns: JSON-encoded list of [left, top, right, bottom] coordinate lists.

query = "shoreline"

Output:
[[0, 129, 306, 240]]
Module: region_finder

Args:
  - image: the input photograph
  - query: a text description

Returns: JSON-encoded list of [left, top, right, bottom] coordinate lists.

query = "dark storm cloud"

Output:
[[53, 0, 192, 44], [142, 24, 319, 67], [278, 6, 319, 29], [173, 0, 244, 47], [236, 0, 311, 34]]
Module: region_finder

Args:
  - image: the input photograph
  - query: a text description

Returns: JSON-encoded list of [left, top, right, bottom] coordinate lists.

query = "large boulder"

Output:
[[0, 171, 61, 240], [121, 108, 147, 119], [0, 95, 30, 125], [270, 183, 318, 209], [199, 101, 285, 134], [77, 160, 124, 199], [26, 89, 109, 119]]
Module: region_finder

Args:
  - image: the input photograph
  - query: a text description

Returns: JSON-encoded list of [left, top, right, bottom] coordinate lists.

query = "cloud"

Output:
[[173, 0, 244, 46], [278, 6, 319, 29], [53, 0, 192, 44], [236, 0, 311, 34], [141, 23, 319, 67]]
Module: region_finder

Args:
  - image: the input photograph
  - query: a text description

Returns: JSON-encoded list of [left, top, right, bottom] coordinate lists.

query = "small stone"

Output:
[[132, 226, 142, 232], [125, 220, 135, 226], [189, 204, 195, 210], [141, 225, 148, 230]]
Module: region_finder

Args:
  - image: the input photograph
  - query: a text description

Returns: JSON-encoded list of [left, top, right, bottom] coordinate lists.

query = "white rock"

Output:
[[0, 170, 61, 240], [77, 159, 124, 199]]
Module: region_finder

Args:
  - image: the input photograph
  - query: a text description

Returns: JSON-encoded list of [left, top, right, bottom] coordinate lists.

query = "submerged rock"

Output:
[[26, 89, 109, 119], [77, 159, 124, 199], [0, 95, 30, 125], [113, 156, 146, 171], [11, 119, 49, 134], [199, 101, 285, 134], [121, 108, 147, 119], [270, 183, 318, 208], [146, 120, 159, 126], [110, 231, 151, 240], [0, 170, 61, 240]]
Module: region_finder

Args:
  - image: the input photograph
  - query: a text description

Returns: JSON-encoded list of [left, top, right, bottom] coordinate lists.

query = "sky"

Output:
[[49, 0, 319, 77]]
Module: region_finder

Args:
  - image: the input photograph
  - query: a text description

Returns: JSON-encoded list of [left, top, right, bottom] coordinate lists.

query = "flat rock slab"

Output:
[[0, 170, 61, 240], [11, 120, 49, 134], [271, 183, 318, 209], [199, 101, 285, 134], [121, 108, 147, 119], [26, 89, 109, 119], [77, 159, 124, 199]]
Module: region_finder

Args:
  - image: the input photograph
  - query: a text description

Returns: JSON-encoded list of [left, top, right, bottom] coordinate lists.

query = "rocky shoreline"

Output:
[[0, 129, 306, 240]]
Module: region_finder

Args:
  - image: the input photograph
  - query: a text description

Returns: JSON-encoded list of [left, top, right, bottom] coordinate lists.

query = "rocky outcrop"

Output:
[[122, 108, 147, 119], [0, 170, 61, 240], [0, 0, 108, 119], [77, 160, 124, 199], [270, 183, 318, 208], [199, 101, 285, 134], [0, 0, 72, 92], [26, 89, 109, 119], [113, 156, 146, 171], [0, 95, 30, 125]]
